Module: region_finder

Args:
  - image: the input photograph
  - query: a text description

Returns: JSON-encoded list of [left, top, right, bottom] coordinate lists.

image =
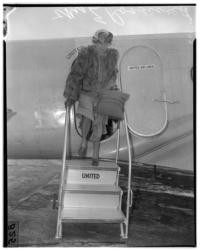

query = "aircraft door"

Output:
[[120, 46, 167, 137]]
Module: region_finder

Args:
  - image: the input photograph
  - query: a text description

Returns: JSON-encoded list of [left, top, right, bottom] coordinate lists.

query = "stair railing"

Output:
[[55, 106, 70, 239], [56, 104, 132, 239], [115, 123, 120, 187], [119, 111, 133, 239]]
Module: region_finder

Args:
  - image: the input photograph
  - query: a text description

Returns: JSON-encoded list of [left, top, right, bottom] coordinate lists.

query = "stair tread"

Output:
[[64, 184, 122, 193], [61, 207, 125, 223], [66, 159, 119, 170]]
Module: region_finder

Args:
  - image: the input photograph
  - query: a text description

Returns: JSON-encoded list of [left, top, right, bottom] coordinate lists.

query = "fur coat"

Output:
[[64, 45, 119, 101]]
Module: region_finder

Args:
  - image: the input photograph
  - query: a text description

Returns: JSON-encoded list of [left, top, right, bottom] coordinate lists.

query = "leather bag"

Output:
[[96, 90, 130, 120]]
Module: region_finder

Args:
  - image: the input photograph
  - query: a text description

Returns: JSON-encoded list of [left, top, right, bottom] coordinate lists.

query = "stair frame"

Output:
[[55, 105, 133, 239]]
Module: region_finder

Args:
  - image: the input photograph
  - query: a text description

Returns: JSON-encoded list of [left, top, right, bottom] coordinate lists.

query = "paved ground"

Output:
[[6, 159, 195, 247]]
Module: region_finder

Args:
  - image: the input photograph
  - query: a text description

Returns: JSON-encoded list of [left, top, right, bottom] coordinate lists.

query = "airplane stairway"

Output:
[[55, 106, 133, 239]]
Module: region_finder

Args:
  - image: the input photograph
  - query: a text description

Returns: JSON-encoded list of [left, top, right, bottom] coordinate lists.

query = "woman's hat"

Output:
[[92, 29, 113, 45]]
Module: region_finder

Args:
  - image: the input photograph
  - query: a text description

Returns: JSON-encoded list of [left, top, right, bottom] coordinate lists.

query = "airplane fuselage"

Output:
[[6, 33, 194, 170]]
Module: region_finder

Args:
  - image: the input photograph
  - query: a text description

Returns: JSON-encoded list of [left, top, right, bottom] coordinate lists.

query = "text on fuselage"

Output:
[[82, 173, 100, 179]]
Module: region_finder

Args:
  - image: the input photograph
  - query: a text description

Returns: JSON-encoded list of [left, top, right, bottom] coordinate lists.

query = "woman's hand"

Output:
[[65, 98, 75, 109], [110, 85, 119, 91]]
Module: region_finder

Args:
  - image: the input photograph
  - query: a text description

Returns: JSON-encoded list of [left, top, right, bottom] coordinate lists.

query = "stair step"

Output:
[[66, 159, 119, 171], [64, 184, 121, 194], [66, 160, 119, 185], [61, 207, 125, 223], [63, 184, 122, 208]]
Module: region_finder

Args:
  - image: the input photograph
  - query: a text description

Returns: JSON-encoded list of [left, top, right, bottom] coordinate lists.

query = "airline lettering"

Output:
[[128, 64, 155, 70], [82, 173, 100, 179]]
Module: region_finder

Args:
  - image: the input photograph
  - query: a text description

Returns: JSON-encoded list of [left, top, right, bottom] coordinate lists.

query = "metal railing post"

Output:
[[115, 126, 120, 165], [123, 111, 132, 239], [55, 106, 70, 239], [115, 123, 120, 186]]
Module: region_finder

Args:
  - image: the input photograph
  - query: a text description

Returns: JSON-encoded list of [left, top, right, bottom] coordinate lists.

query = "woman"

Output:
[[64, 29, 119, 166]]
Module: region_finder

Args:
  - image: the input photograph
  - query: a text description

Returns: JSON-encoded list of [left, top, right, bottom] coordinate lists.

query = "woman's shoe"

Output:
[[78, 145, 87, 157], [92, 158, 99, 166]]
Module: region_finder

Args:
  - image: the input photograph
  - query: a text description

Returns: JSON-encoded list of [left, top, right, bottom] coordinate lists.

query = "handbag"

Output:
[[96, 90, 130, 120]]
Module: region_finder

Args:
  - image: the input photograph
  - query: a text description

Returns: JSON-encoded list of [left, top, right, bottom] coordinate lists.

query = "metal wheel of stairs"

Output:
[[56, 106, 133, 240]]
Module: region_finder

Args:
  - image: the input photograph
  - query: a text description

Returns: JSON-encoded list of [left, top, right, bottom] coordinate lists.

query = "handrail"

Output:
[[115, 125, 120, 187], [123, 111, 132, 238], [115, 124, 120, 165], [55, 106, 70, 239]]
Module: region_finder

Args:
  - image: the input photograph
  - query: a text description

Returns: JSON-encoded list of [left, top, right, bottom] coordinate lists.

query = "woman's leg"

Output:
[[91, 115, 104, 166], [92, 141, 100, 165], [79, 116, 91, 156]]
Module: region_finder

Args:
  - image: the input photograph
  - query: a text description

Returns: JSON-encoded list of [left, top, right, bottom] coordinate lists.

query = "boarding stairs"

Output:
[[55, 106, 133, 239]]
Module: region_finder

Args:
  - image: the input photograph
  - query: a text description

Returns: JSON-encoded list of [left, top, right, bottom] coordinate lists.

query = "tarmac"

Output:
[[7, 159, 195, 247]]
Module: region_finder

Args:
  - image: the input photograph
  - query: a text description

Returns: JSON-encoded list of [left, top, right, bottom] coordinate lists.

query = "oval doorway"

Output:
[[120, 45, 167, 137]]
